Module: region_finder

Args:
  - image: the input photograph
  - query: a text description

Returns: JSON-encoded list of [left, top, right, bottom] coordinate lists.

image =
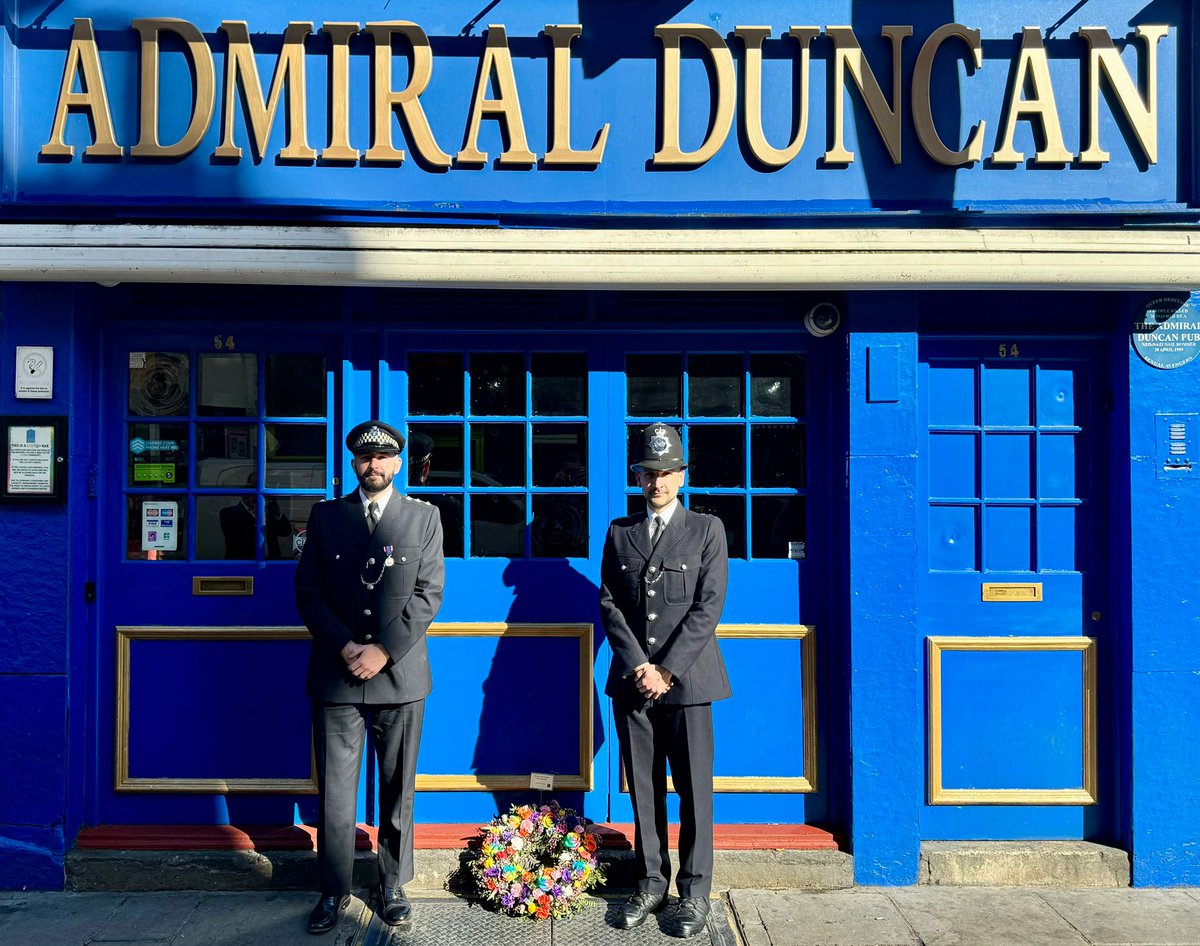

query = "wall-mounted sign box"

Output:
[[2, 416, 68, 505]]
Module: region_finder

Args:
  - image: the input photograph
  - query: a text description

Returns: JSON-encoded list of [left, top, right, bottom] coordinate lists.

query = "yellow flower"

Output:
[[483, 858, 494, 869], [527, 902, 538, 914]]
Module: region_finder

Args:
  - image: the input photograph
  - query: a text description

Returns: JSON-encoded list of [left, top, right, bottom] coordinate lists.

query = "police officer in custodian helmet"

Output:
[[294, 420, 445, 934], [599, 423, 731, 938]]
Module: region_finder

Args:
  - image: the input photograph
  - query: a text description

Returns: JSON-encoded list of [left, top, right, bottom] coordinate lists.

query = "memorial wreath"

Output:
[[468, 801, 606, 919]]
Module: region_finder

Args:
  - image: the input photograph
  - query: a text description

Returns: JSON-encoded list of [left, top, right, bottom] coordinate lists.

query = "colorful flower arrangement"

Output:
[[468, 801, 606, 919]]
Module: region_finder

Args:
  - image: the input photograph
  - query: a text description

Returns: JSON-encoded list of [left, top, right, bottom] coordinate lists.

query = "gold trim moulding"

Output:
[[981, 582, 1043, 602], [622, 624, 818, 795], [423, 622, 595, 793], [114, 626, 317, 794], [926, 635, 1097, 806], [192, 576, 255, 596]]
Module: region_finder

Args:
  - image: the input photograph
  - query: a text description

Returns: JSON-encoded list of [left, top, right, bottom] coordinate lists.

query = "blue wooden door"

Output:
[[918, 338, 1111, 839], [95, 328, 338, 825]]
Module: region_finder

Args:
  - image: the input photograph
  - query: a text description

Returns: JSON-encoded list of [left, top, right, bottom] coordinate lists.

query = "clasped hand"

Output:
[[341, 641, 390, 680], [633, 663, 673, 698]]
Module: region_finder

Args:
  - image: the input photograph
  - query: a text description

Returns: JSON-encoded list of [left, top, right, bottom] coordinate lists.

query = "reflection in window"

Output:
[[424, 495, 465, 558], [197, 494, 298, 561], [689, 355, 742, 417], [126, 495, 187, 561], [129, 352, 189, 416], [688, 426, 744, 487], [198, 353, 257, 416], [627, 354, 681, 416], [533, 353, 586, 416], [751, 354, 805, 417], [471, 424, 525, 487], [266, 354, 326, 417], [471, 495, 525, 557], [532, 424, 587, 487], [751, 425, 806, 489], [128, 423, 188, 488], [752, 496, 805, 560], [471, 353, 524, 416], [196, 424, 256, 487], [532, 495, 587, 558], [275, 496, 320, 559], [409, 353, 464, 416], [265, 424, 326, 489], [689, 495, 746, 559], [408, 424, 464, 487]]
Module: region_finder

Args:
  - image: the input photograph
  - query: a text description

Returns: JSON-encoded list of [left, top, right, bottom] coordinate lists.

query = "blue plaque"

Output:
[[1132, 296, 1200, 370]]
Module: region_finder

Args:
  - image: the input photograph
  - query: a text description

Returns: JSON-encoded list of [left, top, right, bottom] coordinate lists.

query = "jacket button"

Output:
[[648, 637, 657, 645], [649, 566, 657, 573], [680, 563, 687, 570], [334, 554, 340, 560], [363, 609, 372, 617], [368, 558, 376, 566], [647, 613, 658, 621], [647, 590, 656, 597], [401, 556, 407, 563], [620, 564, 627, 571]]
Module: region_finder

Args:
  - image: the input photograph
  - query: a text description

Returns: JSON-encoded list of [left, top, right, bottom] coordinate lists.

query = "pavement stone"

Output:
[[0, 891, 121, 946], [170, 891, 367, 946], [1039, 889, 1200, 946], [887, 886, 1089, 946], [729, 889, 919, 946], [92, 892, 202, 941]]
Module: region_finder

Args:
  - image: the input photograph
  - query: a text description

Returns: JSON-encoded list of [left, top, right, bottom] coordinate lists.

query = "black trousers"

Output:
[[312, 700, 424, 896], [615, 701, 715, 899]]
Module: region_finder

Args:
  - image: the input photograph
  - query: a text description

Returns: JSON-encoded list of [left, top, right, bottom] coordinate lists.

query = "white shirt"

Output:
[[645, 499, 679, 538], [359, 485, 395, 518]]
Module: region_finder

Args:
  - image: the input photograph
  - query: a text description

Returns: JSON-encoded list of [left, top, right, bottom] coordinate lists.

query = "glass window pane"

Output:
[[276, 496, 321, 560], [129, 352, 189, 416], [408, 424, 464, 488], [688, 354, 742, 417], [265, 424, 326, 489], [266, 354, 326, 417], [751, 354, 806, 417], [424, 494, 465, 558], [751, 424, 806, 489], [688, 425, 744, 487], [532, 353, 586, 416], [409, 353, 464, 416], [752, 496, 806, 560], [532, 495, 588, 558], [627, 354, 681, 416], [128, 423, 188, 488], [627, 493, 645, 517], [126, 495, 186, 561], [471, 353, 524, 416], [471, 424, 525, 487], [689, 495, 746, 559], [196, 424, 256, 487], [471, 495, 525, 557], [198, 353, 257, 417], [532, 424, 587, 487]]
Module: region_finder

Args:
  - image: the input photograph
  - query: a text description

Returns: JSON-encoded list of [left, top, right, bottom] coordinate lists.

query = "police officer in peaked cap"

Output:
[[599, 423, 731, 938], [295, 419, 444, 933]]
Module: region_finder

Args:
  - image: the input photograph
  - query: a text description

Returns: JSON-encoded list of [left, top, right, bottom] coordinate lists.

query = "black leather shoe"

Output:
[[377, 885, 411, 926], [664, 897, 710, 938], [307, 894, 350, 934], [614, 891, 666, 929]]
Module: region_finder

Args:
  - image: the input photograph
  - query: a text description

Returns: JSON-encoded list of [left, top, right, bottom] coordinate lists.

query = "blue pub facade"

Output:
[[1, 0, 1198, 889]]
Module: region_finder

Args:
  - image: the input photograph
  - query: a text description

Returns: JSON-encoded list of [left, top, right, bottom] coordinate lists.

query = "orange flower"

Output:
[[583, 834, 597, 852]]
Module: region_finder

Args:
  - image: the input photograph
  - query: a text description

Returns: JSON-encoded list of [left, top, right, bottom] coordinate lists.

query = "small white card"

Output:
[[15, 347, 53, 399], [142, 500, 179, 552], [529, 772, 555, 791]]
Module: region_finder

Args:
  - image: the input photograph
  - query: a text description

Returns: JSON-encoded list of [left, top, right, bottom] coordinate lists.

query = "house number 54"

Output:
[[213, 335, 236, 351], [998, 343, 1020, 358]]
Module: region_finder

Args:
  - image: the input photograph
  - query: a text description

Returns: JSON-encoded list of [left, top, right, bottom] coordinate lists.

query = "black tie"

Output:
[[650, 514, 665, 548], [367, 501, 380, 533]]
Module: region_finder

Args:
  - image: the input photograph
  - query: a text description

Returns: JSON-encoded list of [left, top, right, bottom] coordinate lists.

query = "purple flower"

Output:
[[485, 867, 500, 878], [552, 885, 563, 897], [500, 894, 514, 908]]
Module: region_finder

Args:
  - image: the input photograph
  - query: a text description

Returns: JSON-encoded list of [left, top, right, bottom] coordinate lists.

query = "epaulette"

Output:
[[404, 495, 432, 506]]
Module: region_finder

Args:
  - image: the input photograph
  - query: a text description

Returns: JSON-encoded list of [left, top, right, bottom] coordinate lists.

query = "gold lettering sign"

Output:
[[542, 25, 610, 167], [735, 26, 818, 168], [912, 24, 985, 167], [458, 24, 536, 166], [131, 18, 216, 159], [652, 24, 735, 166], [41, 18, 123, 159], [993, 27, 1073, 165], [826, 25, 911, 164]]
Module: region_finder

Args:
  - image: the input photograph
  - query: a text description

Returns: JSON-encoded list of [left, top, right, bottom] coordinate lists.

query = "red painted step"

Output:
[[75, 822, 838, 852]]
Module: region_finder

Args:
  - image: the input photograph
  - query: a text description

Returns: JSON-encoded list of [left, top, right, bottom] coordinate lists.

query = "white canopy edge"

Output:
[[0, 224, 1198, 290]]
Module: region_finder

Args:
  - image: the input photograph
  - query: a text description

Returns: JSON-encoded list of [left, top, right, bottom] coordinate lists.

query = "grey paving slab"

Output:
[[362, 898, 551, 946], [170, 891, 366, 946], [887, 887, 1089, 946], [1039, 889, 1200, 946], [93, 892, 203, 941], [729, 890, 919, 946], [0, 891, 121, 946]]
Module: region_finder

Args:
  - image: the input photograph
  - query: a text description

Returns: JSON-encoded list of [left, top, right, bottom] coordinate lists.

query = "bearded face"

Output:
[[353, 452, 401, 496]]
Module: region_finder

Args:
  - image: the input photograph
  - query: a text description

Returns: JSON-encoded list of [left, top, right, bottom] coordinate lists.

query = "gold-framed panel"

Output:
[[115, 625, 318, 793], [926, 635, 1097, 806], [620, 624, 818, 794], [416, 623, 594, 792]]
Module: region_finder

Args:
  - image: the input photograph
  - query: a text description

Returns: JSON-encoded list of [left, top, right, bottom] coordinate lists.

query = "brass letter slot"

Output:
[[193, 576, 254, 596], [981, 582, 1043, 602]]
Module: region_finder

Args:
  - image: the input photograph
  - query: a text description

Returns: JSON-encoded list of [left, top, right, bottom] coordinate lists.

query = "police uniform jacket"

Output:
[[295, 491, 444, 704], [599, 506, 731, 708]]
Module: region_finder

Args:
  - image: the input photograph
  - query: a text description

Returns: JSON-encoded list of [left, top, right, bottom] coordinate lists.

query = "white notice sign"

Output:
[[15, 347, 54, 399], [142, 500, 179, 552], [6, 425, 55, 495]]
